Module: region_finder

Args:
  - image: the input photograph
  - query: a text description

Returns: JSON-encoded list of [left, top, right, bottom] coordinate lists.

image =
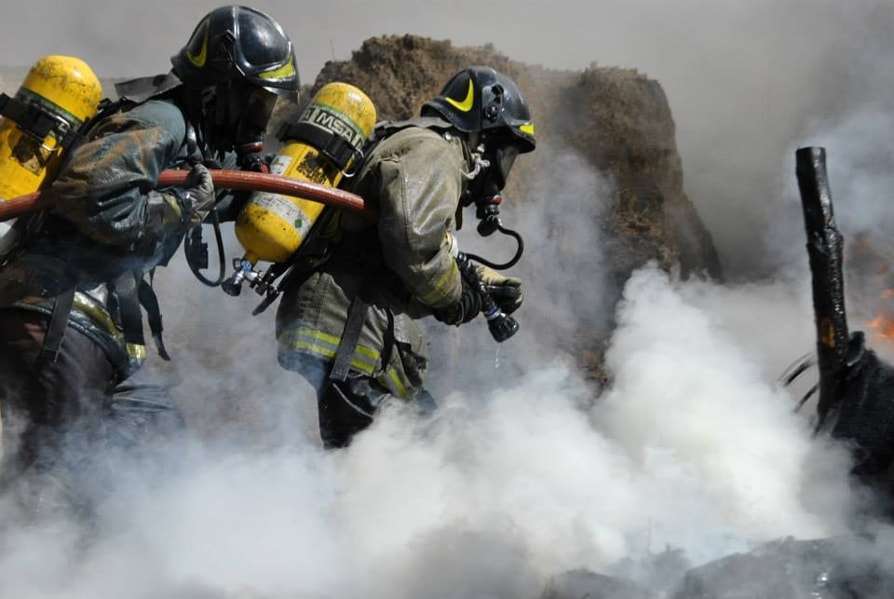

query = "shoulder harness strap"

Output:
[[329, 291, 370, 382], [35, 289, 75, 365]]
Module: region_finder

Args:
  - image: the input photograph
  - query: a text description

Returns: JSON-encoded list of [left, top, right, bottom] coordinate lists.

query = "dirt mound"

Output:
[[308, 35, 721, 381], [311, 35, 721, 283]]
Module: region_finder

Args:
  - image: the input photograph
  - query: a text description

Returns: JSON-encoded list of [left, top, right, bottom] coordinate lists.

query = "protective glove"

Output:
[[182, 163, 216, 227], [433, 276, 482, 326], [144, 163, 213, 237], [474, 264, 524, 315]]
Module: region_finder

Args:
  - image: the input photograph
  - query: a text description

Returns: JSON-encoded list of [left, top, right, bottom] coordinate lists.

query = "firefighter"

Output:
[[276, 66, 536, 448], [0, 6, 298, 500]]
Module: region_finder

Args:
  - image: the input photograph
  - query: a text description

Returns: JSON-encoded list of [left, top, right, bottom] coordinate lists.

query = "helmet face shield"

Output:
[[204, 82, 277, 155], [236, 85, 278, 144], [489, 143, 519, 191]]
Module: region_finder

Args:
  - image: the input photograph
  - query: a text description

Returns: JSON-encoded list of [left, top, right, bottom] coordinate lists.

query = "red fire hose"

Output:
[[0, 169, 373, 223]]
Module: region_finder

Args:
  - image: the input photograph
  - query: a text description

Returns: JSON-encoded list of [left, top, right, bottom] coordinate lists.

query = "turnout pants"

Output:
[[294, 355, 435, 449], [0, 310, 180, 505]]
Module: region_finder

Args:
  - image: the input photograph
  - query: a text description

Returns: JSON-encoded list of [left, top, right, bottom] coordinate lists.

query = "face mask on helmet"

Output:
[[465, 135, 521, 206], [234, 86, 278, 152], [486, 142, 519, 191], [201, 82, 278, 163]]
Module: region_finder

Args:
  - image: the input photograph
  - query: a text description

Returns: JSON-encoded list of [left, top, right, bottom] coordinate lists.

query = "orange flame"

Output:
[[869, 288, 894, 342], [868, 314, 894, 341]]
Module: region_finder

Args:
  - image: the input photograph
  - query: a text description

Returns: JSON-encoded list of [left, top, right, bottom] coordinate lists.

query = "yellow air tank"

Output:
[[234, 82, 377, 268], [0, 56, 102, 253], [0, 55, 102, 200]]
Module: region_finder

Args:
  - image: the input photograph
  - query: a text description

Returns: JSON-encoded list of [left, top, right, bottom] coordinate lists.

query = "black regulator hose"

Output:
[[185, 208, 226, 288], [463, 222, 525, 270]]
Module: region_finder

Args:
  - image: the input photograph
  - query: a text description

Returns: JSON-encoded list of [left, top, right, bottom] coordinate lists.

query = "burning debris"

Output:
[[785, 148, 894, 505]]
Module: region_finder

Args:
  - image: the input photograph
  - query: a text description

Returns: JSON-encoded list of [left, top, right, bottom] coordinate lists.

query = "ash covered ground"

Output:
[[3, 1, 894, 597]]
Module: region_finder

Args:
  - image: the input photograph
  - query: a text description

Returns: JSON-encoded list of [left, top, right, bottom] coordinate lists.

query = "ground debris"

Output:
[[671, 536, 892, 599], [543, 569, 654, 599]]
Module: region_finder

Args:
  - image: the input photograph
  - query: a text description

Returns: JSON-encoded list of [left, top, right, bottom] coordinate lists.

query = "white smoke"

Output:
[[0, 262, 860, 598], [0, 111, 871, 599], [3, 2, 893, 595]]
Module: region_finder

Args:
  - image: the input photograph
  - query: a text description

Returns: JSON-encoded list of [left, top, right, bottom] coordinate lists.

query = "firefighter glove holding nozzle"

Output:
[[434, 252, 522, 342], [475, 263, 524, 315], [182, 163, 216, 227], [144, 163, 215, 238], [434, 275, 483, 325]]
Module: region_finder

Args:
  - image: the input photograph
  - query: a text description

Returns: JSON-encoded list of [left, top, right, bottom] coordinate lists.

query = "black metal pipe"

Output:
[[795, 146, 850, 428]]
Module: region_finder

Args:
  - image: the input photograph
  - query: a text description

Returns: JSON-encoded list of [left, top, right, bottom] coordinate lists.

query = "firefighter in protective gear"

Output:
[[276, 66, 535, 448], [0, 5, 298, 503]]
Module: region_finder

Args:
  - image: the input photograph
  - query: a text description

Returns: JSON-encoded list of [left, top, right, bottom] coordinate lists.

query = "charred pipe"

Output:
[[0, 169, 373, 223], [796, 147, 850, 428]]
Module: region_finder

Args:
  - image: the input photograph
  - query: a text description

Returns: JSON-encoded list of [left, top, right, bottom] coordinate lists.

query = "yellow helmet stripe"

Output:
[[260, 58, 296, 81], [186, 29, 208, 68], [445, 78, 475, 112], [519, 122, 535, 136]]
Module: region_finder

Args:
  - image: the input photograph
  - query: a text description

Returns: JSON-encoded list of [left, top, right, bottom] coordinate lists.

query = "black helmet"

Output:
[[172, 5, 299, 96], [422, 66, 535, 154], [172, 6, 298, 160]]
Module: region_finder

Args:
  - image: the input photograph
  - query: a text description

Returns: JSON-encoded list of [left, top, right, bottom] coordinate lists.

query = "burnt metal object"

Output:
[[794, 148, 894, 491], [796, 147, 850, 430], [830, 333, 894, 482]]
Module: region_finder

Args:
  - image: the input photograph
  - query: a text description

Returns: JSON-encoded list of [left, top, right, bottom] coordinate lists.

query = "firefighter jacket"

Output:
[[0, 97, 210, 375], [276, 118, 470, 399]]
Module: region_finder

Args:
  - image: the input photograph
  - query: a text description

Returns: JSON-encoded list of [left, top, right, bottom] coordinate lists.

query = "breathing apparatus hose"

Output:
[[463, 222, 524, 271], [462, 195, 525, 271], [0, 169, 373, 223], [184, 206, 226, 287], [454, 195, 526, 342]]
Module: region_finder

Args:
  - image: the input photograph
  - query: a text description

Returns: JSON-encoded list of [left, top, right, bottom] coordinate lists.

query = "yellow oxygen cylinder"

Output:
[[226, 82, 376, 295], [0, 56, 102, 253], [0, 55, 102, 200]]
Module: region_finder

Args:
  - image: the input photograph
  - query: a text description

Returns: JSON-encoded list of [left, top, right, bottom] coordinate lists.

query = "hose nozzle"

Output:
[[457, 252, 519, 343], [483, 302, 519, 343]]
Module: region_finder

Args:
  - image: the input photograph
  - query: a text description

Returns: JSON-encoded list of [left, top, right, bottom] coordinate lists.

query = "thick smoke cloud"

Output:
[[0, 270, 857, 598], [0, 141, 863, 598]]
